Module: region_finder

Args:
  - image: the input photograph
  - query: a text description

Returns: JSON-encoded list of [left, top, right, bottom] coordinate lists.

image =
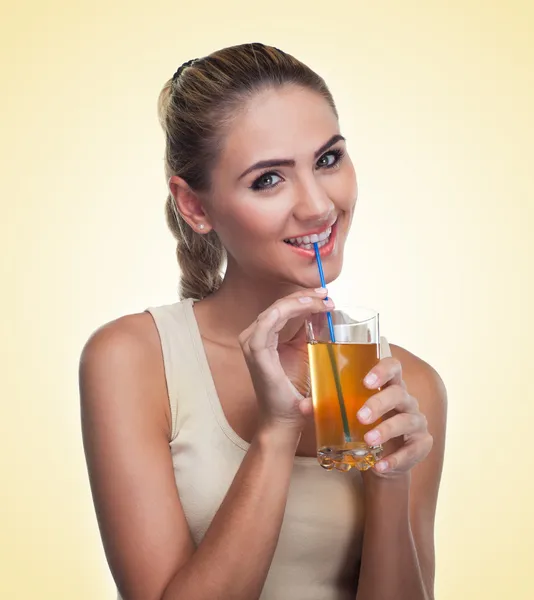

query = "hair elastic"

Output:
[[172, 58, 198, 82]]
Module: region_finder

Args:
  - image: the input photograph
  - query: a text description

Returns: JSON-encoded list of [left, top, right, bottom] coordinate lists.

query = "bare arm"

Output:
[[80, 315, 194, 600], [80, 291, 330, 600], [355, 347, 447, 600], [163, 424, 299, 600]]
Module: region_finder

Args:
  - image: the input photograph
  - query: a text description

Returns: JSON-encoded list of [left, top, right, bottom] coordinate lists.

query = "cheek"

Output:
[[322, 157, 357, 208], [215, 202, 288, 254], [331, 165, 357, 209]]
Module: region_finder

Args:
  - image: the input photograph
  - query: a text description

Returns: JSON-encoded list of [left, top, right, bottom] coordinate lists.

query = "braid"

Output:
[[164, 194, 224, 300]]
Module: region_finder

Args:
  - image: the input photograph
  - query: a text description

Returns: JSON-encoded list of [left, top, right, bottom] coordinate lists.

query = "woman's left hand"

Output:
[[357, 357, 433, 478]]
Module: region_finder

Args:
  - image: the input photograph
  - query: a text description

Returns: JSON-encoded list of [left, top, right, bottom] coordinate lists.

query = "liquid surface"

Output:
[[308, 342, 382, 471]]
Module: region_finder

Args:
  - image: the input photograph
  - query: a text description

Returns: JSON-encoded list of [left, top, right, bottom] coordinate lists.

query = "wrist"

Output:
[[254, 420, 302, 456], [362, 471, 412, 529], [362, 469, 411, 499]]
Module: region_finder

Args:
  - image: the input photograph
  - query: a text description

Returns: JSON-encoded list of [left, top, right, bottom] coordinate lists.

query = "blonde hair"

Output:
[[157, 42, 337, 300]]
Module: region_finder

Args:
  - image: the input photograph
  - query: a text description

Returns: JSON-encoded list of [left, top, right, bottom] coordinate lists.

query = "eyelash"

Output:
[[249, 148, 346, 192]]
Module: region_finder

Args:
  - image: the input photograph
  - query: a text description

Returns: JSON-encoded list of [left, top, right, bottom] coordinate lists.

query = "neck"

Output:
[[194, 258, 304, 346]]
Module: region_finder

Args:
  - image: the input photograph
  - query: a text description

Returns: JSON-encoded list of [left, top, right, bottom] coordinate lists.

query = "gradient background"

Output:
[[2, 1, 533, 598]]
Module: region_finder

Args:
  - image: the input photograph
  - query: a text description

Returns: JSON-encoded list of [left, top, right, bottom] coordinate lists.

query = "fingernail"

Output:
[[364, 372, 378, 387], [315, 287, 327, 294], [358, 406, 371, 422], [323, 298, 334, 308], [375, 461, 388, 472], [366, 429, 380, 444], [298, 296, 313, 304]]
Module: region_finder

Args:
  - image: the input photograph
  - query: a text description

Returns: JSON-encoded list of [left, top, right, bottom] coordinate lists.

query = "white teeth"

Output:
[[284, 223, 334, 248], [319, 226, 332, 242]]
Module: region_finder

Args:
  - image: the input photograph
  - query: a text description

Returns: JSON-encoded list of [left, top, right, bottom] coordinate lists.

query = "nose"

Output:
[[292, 175, 335, 224]]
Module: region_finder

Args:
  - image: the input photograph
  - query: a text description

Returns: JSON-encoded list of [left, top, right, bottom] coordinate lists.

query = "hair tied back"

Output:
[[172, 58, 199, 82]]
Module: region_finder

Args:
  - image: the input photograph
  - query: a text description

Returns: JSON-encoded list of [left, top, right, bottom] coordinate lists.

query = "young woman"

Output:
[[80, 42, 447, 600]]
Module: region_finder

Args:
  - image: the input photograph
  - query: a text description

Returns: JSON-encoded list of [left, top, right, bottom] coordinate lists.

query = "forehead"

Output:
[[220, 85, 339, 167]]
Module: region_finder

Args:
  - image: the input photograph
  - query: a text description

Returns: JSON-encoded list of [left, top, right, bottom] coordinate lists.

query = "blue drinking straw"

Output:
[[313, 242, 351, 443], [313, 242, 336, 342]]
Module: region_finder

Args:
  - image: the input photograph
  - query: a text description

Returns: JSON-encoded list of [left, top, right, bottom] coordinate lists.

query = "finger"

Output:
[[364, 412, 428, 447], [245, 295, 335, 355], [374, 433, 434, 474], [298, 397, 314, 417], [364, 357, 403, 390], [238, 287, 330, 347], [357, 385, 419, 424]]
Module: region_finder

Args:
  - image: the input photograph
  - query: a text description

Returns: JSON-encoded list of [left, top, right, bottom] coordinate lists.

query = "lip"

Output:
[[283, 217, 338, 242], [283, 219, 338, 259]]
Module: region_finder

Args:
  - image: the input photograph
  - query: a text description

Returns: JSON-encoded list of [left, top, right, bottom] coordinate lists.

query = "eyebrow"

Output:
[[237, 134, 346, 180]]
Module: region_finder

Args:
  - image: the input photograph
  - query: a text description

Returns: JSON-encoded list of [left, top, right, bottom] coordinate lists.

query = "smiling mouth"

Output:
[[283, 222, 334, 250]]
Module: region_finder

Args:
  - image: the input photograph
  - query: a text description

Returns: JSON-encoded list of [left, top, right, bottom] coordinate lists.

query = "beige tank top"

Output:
[[140, 298, 391, 600]]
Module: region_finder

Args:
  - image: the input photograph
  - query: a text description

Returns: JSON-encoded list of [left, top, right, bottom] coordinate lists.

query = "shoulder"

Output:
[[79, 311, 170, 434], [80, 312, 160, 364], [389, 344, 447, 415]]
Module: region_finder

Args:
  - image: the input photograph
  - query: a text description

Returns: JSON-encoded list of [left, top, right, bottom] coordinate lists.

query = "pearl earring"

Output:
[[198, 224, 205, 230]]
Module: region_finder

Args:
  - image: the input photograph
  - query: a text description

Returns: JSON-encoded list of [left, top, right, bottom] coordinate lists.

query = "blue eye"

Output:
[[250, 172, 282, 191], [249, 148, 344, 192], [316, 148, 344, 169]]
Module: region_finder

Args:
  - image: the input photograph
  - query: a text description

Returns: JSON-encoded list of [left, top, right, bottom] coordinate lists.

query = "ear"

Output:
[[168, 175, 213, 234]]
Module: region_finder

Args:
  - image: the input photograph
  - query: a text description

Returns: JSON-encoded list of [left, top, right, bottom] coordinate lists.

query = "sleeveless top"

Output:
[[131, 298, 391, 600]]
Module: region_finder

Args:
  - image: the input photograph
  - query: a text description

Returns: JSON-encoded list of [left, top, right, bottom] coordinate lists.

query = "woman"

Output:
[[80, 42, 447, 600]]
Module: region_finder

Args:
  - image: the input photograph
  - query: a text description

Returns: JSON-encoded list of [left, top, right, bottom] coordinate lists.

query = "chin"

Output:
[[286, 254, 345, 290]]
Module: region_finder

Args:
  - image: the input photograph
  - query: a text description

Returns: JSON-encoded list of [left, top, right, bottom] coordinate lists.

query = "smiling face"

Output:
[[202, 85, 358, 289]]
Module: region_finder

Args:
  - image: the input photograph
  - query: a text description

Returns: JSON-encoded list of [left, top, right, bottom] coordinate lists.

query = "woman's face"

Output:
[[204, 85, 357, 289]]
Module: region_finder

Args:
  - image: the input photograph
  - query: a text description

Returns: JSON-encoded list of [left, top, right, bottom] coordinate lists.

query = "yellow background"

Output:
[[2, 0, 533, 598]]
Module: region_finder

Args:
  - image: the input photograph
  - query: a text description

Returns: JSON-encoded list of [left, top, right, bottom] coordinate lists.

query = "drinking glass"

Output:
[[306, 308, 383, 472]]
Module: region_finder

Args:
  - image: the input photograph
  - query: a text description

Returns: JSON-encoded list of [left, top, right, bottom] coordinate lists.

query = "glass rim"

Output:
[[306, 306, 378, 327]]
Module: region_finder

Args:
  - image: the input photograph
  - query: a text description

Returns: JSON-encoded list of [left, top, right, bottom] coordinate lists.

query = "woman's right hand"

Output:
[[238, 287, 334, 433]]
